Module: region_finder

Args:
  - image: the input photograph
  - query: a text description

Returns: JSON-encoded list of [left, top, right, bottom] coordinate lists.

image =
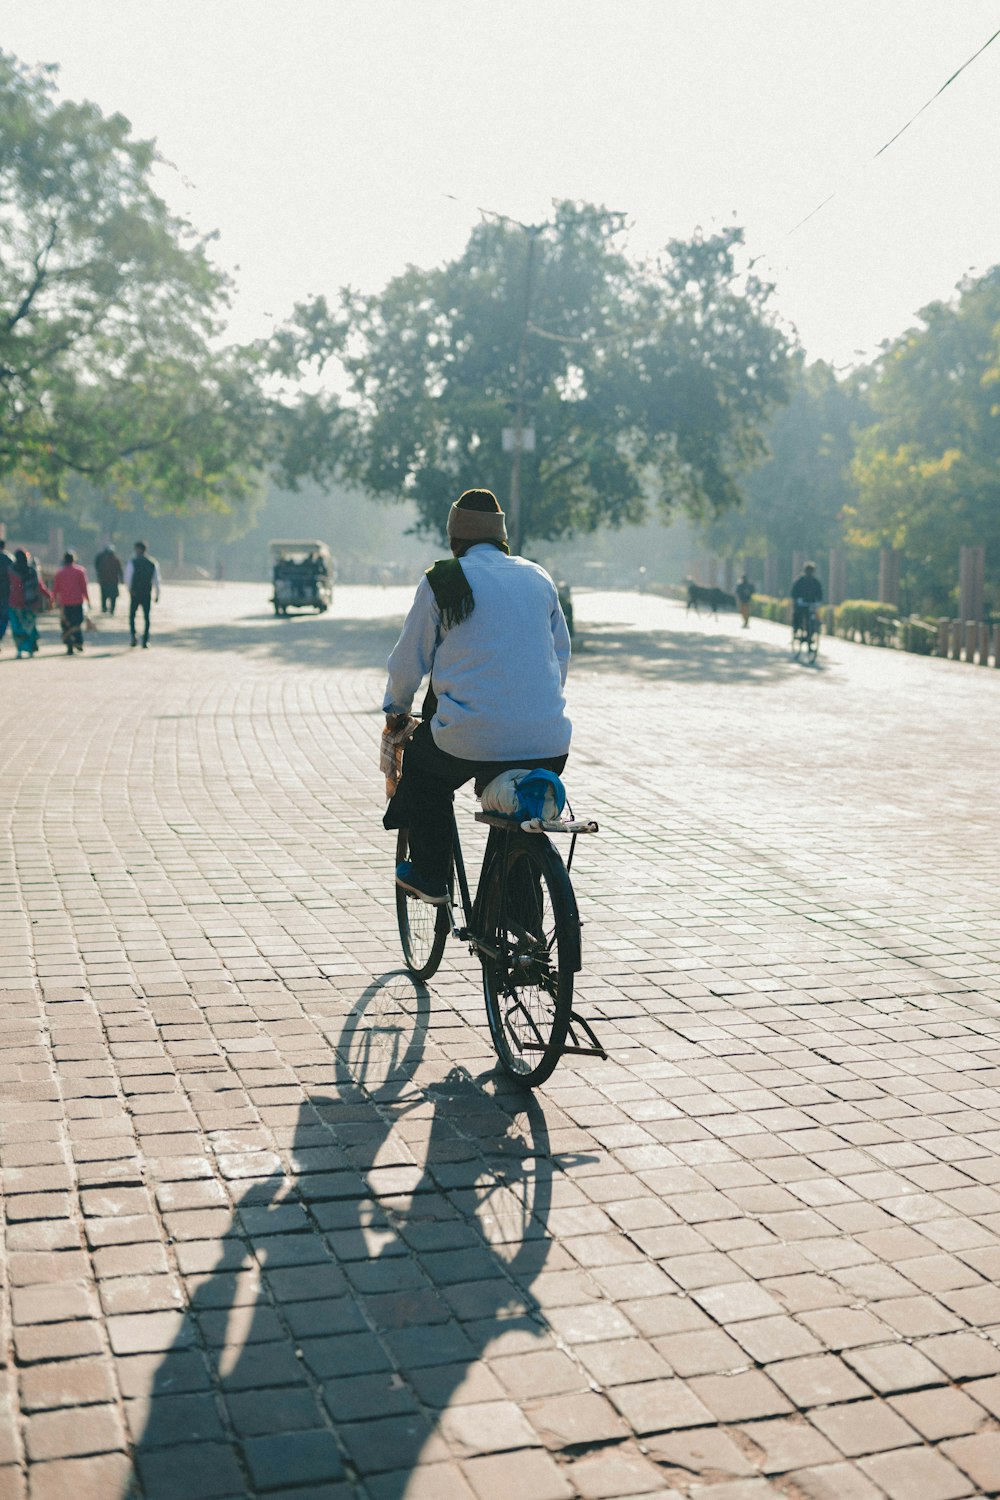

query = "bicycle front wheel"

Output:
[[396, 830, 450, 981], [480, 836, 576, 1088]]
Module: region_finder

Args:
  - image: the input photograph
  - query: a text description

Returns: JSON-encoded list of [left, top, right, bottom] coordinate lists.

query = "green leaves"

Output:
[[0, 50, 263, 513], [274, 207, 793, 547], [849, 267, 1000, 608]]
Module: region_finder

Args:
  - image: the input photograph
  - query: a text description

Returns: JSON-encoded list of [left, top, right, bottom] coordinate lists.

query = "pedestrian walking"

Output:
[[7, 550, 52, 657], [52, 550, 92, 654], [125, 540, 161, 648], [735, 572, 755, 629], [94, 543, 124, 613], [0, 536, 12, 651]]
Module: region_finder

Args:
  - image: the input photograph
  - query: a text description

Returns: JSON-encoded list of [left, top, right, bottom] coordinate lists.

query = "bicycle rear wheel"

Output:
[[479, 836, 575, 1088], [396, 830, 450, 981]]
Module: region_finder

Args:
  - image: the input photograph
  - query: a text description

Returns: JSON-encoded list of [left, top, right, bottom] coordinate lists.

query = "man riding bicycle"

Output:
[[383, 489, 572, 905], [791, 561, 823, 636]]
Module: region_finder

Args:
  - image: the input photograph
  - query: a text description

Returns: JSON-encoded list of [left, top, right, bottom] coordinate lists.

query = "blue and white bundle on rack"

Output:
[[479, 768, 567, 824]]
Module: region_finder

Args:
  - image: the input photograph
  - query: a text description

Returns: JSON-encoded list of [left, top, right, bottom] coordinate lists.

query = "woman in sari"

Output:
[[8, 550, 52, 657]]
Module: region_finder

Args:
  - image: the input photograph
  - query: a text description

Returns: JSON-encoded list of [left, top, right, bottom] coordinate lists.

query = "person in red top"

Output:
[[52, 550, 92, 655]]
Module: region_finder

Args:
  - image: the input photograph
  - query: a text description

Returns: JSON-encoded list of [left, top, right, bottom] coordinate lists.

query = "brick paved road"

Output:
[[3, 582, 1000, 1500]]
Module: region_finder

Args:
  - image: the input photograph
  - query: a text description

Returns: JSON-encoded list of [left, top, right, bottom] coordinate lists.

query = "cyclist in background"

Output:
[[791, 561, 823, 636], [383, 489, 572, 905]]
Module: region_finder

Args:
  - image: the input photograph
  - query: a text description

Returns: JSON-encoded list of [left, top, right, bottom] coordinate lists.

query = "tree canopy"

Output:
[[703, 357, 869, 566], [275, 203, 794, 548], [846, 267, 1000, 609], [0, 51, 265, 514]]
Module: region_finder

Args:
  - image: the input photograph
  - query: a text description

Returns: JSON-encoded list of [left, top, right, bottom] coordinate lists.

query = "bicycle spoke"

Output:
[[481, 837, 574, 1087], [396, 828, 450, 981], [501, 998, 548, 1055]]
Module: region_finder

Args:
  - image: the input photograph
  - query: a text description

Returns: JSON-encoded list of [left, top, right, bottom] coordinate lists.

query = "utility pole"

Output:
[[507, 224, 540, 557]]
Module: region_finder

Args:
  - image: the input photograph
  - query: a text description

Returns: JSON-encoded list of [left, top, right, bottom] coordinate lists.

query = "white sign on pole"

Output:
[[502, 427, 535, 453]]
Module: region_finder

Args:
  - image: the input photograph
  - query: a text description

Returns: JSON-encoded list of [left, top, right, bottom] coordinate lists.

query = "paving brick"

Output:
[[560, 1445, 669, 1497], [609, 1377, 714, 1433], [730, 1314, 822, 1364], [735, 1416, 840, 1473], [322, 1371, 420, 1423], [18, 1359, 116, 1413], [859, 1446, 975, 1500], [24, 1405, 125, 1462], [811, 1398, 920, 1458], [915, 1331, 1000, 1379], [0, 1466, 25, 1500], [241, 1430, 345, 1490], [462, 1446, 574, 1500], [646, 1425, 756, 1478], [843, 1340, 949, 1393], [128, 1377, 227, 1445], [492, 1349, 588, 1400], [116, 1348, 211, 1400], [765, 1354, 870, 1411], [27, 1454, 134, 1500], [689, 1370, 793, 1422], [136, 1440, 246, 1499], [797, 1307, 897, 1350], [654, 1327, 747, 1375], [10, 1285, 96, 1326], [524, 1390, 628, 1449], [338, 1414, 448, 1475], [941, 1433, 1000, 1494], [105, 1311, 189, 1356], [785, 1460, 888, 1500], [367, 1465, 476, 1500], [12, 1322, 102, 1365], [9, 584, 1000, 1500]]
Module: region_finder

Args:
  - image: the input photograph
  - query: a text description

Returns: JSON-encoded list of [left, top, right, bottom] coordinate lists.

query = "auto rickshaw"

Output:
[[270, 540, 333, 615]]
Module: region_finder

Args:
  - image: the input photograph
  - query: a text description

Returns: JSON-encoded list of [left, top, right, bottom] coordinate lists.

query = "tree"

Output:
[[274, 204, 793, 548], [846, 267, 1000, 610], [0, 51, 266, 514], [703, 358, 869, 570]]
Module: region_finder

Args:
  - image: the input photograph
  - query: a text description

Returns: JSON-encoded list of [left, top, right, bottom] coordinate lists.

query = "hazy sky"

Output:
[[4, 1, 999, 366]]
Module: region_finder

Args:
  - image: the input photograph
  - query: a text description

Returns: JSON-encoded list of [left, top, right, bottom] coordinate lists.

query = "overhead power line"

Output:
[[443, 23, 1000, 352], [786, 23, 1000, 237], [873, 23, 1000, 160]]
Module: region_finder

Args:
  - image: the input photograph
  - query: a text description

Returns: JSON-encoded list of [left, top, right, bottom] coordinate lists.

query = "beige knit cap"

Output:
[[447, 491, 508, 544]]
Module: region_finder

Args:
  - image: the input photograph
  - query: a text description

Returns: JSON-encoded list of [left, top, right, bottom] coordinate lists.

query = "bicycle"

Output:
[[395, 803, 606, 1088], [791, 602, 820, 664]]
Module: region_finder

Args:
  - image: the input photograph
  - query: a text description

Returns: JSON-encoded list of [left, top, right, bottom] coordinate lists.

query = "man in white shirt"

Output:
[[384, 489, 572, 903]]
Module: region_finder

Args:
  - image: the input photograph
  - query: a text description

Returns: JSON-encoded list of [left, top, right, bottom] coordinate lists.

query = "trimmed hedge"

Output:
[[834, 599, 895, 645], [749, 593, 791, 624]]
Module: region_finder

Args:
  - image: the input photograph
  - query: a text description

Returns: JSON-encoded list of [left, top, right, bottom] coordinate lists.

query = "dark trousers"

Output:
[[100, 585, 118, 614], [62, 604, 84, 651], [130, 593, 151, 644], [383, 720, 568, 887]]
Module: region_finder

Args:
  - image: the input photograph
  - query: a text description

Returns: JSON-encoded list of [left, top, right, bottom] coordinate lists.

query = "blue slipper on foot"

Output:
[[395, 861, 448, 905]]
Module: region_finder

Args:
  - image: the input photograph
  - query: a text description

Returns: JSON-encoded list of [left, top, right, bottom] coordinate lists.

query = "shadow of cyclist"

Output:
[[126, 971, 579, 1497]]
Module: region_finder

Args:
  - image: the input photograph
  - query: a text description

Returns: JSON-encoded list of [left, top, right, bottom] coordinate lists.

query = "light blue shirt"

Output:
[[384, 544, 572, 761]]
